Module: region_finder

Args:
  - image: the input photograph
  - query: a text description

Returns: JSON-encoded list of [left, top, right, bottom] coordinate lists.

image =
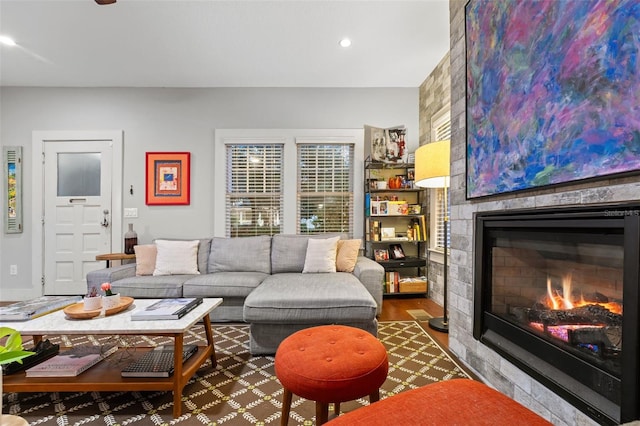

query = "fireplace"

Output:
[[473, 205, 640, 425]]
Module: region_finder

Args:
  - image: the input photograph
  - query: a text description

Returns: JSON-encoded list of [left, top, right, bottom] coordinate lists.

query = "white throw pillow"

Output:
[[302, 236, 340, 273], [153, 240, 200, 276]]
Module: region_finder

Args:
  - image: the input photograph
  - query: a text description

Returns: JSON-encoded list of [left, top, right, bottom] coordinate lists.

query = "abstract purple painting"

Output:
[[465, 0, 640, 199]]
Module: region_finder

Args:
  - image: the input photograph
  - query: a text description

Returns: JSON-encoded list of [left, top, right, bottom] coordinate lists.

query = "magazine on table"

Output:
[[121, 344, 199, 378], [25, 343, 117, 377], [130, 298, 203, 321], [0, 295, 82, 321]]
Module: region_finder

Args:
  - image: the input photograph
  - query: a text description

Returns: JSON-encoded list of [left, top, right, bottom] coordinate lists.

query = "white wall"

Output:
[[0, 87, 419, 300]]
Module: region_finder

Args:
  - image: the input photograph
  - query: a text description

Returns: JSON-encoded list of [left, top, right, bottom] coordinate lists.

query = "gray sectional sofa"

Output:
[[86, 234, 385, 354]]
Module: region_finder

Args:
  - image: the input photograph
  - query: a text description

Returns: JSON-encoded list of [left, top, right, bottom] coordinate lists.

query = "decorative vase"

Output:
[[124, 223, 138, 254], [83, 296, 102, 311], [102, 293, 121, 310]]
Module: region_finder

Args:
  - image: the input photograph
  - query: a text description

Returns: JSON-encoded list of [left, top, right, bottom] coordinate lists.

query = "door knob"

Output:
[[101, 209, 110, 228]]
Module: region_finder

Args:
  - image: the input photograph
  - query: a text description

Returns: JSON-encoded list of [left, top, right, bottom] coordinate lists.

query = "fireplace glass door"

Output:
[[488, 227, 623, 378]]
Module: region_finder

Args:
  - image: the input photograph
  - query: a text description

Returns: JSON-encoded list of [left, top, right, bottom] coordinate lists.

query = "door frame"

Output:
[[31, 130, 124, 296]]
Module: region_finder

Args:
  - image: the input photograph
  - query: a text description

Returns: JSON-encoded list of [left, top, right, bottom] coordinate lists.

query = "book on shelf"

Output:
[[130, 298, 203, 321], [420, 215, 427, 241], [371, 220, 381, 241], [25, 343, 117, 377], [121, 344, 199, 378], [383, 236, 409, 242], [0, 295, 82, 321], [385, 271, 400, 293], [413, 223, 422, 241]]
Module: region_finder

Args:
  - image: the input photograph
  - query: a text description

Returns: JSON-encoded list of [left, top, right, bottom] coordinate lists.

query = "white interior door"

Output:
[[43, 141, 113, 295]]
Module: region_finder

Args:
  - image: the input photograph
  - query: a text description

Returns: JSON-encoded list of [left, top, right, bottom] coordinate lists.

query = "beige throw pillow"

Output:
[[134, 244, 157, 276], [336, 239, 361, 272], [153, 240, 200, 276], [302, 236, 340, 273]]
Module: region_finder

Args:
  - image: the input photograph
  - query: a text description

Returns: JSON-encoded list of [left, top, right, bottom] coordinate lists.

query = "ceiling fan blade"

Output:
[[95, 0, 116, 4]]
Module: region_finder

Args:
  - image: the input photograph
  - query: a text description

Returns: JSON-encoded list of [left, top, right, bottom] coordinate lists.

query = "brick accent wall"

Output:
[[419, 52, 451, 146], [418, 51, 451, 305], [445, 0, 640, 424]]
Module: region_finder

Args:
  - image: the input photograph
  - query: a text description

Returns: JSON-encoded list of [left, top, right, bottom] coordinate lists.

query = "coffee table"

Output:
[[1, 298, 223, 417]]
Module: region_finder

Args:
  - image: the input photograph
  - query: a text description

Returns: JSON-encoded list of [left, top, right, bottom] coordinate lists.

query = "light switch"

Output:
[[124, 208, 138, 218]]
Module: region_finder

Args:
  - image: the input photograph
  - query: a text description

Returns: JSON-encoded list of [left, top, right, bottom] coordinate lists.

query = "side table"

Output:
[[95, 253, 136, 267]]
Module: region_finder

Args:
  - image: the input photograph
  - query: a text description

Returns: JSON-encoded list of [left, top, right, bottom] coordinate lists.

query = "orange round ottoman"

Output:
[[274, 325, 389, 426]]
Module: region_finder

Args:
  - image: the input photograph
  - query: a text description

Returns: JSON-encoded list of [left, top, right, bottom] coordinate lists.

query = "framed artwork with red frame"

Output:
[[145, 152, 190, 205]]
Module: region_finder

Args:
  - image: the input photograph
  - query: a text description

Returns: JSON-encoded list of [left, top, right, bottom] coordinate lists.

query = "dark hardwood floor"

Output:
[[378, 296, 448, 348]]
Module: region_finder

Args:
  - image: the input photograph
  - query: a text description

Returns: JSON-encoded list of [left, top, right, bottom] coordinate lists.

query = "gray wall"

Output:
[[0, 87, 419, 300]]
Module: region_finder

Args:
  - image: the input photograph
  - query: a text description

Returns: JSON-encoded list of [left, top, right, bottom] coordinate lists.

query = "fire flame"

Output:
[[545, 274, 622, 315]]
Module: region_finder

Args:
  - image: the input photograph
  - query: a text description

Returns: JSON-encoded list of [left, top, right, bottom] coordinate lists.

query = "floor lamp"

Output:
[[414, 140, 450, 333]]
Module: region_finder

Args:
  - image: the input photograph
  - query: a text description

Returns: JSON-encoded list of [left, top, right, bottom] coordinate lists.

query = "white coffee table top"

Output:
[[0, 298, 223, 335]]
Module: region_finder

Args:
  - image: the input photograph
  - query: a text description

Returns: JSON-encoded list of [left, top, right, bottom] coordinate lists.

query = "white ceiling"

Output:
[[0, 0, 450, 88]]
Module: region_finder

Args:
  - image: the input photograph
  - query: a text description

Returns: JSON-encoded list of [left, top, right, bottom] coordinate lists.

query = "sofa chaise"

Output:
[[86, 234, 385, 354]]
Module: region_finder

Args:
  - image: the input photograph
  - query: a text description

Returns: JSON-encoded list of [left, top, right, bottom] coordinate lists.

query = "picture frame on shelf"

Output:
[[409, 204, 421, 214], [407, 168, 415, 181], [370, 200, 380, 215], [367, 179, 379, 190], [388, 201, 408, 215], [371, 200, 389, 216], [389, 244, 406, 260], [374, 249, 389, 262], [380, 227, 396, 240], [145, 152, 191, 205]]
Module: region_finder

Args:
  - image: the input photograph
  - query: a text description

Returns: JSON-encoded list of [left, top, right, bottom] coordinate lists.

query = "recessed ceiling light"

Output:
[[0, 35, 16, 46], [339, 38, 352, 48]]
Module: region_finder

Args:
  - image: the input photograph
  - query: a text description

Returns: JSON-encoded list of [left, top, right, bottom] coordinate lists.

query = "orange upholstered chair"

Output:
[[325, 378, 553, 425], [275, 325, 388, 425]]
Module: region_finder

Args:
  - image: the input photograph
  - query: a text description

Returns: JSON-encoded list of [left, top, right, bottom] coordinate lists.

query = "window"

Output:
[[215, 129, 363, 238], [226, 144, 283, 237], [434, 187, 450, 250], [297, 144, 354, 236], [430, 108, 451, 252]]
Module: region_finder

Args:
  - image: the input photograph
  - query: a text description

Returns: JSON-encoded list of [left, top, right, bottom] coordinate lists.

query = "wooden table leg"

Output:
[[172, 333, 184, 417], [202, 315, 217, 368]]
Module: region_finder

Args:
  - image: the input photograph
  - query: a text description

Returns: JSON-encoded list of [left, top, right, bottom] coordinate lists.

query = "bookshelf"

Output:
[[364, 157, 428, 297]]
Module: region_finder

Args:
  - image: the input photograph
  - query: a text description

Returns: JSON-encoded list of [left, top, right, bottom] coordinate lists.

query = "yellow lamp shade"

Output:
[[414, 140, 450, 188]]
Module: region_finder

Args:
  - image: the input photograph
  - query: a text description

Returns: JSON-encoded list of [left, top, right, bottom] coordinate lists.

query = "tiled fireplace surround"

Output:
[[445, 1, 640, 425]]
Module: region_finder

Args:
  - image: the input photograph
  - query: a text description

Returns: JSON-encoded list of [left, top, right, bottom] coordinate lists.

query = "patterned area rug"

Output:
[[3, 321, 471, 425]]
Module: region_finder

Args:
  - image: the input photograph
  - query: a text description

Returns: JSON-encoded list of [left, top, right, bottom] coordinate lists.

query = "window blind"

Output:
[[226, 144, 283, 237], [297, 144, 354, 236], [432, 111, 451, 250], [435, 187, 450, 250]]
